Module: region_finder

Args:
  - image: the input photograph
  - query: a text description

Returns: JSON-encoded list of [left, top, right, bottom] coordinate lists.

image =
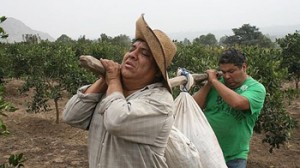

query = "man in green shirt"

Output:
[[193, 48, 266, 168]]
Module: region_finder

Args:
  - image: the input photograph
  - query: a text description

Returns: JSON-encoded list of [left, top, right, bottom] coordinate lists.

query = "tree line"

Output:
[[1, 16, 299, 157]]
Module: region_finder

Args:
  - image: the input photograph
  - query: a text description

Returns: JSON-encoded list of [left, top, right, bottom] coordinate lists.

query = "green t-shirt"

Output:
[[204, 77, 266, 162]]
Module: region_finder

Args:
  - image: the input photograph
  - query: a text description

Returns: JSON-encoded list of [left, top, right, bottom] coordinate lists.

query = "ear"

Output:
[[242, 63, 247, 72]]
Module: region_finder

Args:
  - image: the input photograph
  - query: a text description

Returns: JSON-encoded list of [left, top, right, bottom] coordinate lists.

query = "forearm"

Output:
[[84, 77, 107, 94], [211, 79, 249, 110], [193, 82, 212, 109]]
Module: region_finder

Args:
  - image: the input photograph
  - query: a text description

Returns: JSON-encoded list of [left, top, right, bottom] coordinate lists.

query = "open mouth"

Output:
[[124, 61, 135, 69]]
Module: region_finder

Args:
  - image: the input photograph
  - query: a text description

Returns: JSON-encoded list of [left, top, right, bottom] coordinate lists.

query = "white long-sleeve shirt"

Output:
[[63, 83, 174, 168]]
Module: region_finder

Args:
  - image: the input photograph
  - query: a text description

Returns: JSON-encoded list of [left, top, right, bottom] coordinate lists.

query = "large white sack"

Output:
[[173, 92, 227, 168], [165, 126, 203, 168]]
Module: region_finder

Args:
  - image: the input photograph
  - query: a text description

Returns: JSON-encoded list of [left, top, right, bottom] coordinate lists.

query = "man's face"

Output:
[[219, 63, 247, 89], [121, 40, 159, 83]]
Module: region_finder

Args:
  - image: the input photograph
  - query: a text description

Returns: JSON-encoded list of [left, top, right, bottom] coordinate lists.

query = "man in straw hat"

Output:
[[63, 14, 177, 168]]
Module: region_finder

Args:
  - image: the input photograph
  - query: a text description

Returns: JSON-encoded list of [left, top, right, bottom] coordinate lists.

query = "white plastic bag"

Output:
[[173, 92, 227, 168], [165, 126, 203, 168]]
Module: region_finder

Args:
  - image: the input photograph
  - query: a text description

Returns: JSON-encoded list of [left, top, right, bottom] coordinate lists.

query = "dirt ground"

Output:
[[0, 79, 299, 168]]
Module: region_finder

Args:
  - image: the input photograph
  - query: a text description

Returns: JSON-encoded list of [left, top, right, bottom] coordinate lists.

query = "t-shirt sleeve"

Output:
[[241, 82, 266, 115]]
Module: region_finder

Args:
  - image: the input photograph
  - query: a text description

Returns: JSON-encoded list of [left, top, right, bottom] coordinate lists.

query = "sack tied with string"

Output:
[[166, 68, 227, 168]]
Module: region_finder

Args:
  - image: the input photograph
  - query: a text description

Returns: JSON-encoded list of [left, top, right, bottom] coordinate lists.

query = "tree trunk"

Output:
[[54, 99, 59, 124]]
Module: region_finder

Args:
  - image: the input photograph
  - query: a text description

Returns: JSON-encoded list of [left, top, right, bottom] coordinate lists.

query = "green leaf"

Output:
[[0, 16, 7, 22]]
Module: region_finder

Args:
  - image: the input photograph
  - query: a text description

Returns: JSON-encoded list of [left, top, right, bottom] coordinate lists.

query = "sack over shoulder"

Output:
[[173, 92, 227, 168]]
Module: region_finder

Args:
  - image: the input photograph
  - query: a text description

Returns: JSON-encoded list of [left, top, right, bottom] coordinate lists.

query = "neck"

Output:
[[122, 79, 151, 97], [236, 74, 249, 87], [123, 88, 138, 97]]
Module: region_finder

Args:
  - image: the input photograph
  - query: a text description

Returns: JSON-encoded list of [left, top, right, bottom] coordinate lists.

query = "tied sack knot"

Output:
[[176, 68, 194, 92]]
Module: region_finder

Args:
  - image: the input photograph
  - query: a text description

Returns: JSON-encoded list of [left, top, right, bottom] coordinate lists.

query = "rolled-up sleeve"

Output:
[[63, 85, 104, 130]]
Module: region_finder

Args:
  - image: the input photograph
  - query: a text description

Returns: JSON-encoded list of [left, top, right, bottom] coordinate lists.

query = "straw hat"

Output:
[[135, 14, 177, 93]]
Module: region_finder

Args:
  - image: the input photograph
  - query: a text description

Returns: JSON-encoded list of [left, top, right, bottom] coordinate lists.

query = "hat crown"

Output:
[[135, 14, 177, 92]]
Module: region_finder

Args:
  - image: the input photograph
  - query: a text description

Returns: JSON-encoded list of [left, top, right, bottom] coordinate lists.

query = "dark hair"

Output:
[[132, 38, 144, 43], [218, 48, 246, 68]]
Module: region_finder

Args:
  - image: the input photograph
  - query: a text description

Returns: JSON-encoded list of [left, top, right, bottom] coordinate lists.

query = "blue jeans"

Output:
[[226, 159, 247, 168]]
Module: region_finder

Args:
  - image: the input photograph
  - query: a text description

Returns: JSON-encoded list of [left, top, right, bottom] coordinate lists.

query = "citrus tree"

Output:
[[241, 46, 297, 152], [0, 30, 297, 152], [277, 31, 300, 89], [0, 16, 26, 167]]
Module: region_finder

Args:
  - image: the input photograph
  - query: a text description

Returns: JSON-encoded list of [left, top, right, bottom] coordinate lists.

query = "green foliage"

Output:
[[2, 43, 34, 78], [56, 34, 73, 43], [1, 16, 26, 168], [171, 43, 221, 73], [22, 34, 41, 43], [0, 84, 17, 135], [13, 41, 96, 119], [259, 91, 297, 153], [276, 31, 300, 89], [97, 33, 131, 48], [0, 16, 8, 39], [20, 76, 50, 113], [0, 32, 298, 152], [0, 86, 25, 166], [0, 153, 26, 168], [240, 46, 297, 152], [180, 38, 191, 46], [223, 24, 274, 48], [193, 33, 217, 46], [0, 36, 128, 123]]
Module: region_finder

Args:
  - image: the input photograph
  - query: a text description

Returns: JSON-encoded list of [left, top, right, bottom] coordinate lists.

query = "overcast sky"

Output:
[[1, 0, 300, 39]]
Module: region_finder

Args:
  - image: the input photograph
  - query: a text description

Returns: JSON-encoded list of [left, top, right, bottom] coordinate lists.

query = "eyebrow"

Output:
[[132, 41, 150, 51], [220, 67, 239, 73]]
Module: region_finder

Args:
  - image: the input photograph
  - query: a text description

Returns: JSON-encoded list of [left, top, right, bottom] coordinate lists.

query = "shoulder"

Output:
[[137, 84, 174, 114], [245, 77, 266, 91], [145, 83, 173, 101], [241, 77, 266, 99]]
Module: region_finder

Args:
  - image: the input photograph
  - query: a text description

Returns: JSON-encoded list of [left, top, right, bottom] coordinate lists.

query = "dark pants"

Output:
[[226, 159, 247, 168]]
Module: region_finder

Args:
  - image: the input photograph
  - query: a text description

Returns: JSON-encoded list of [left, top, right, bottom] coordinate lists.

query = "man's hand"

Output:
[[206, 69, 219, 84], [100, 58, 121, 85], [100, 58, 123, 95]]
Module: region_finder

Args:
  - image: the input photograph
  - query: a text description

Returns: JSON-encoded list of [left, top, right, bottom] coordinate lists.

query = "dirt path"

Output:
[[1, 79, 299, 168]]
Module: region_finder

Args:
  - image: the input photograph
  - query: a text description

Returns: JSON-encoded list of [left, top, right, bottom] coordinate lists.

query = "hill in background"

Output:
[[170, 24, 300, 42], [0, 17, 55, 43], [1, 17, 299, 43]]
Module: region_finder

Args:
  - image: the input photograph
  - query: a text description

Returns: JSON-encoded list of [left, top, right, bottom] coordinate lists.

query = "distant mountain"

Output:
[[0, 17, 55, 43], [1, 17, 299, 43], [170, 24, 300, 42]]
